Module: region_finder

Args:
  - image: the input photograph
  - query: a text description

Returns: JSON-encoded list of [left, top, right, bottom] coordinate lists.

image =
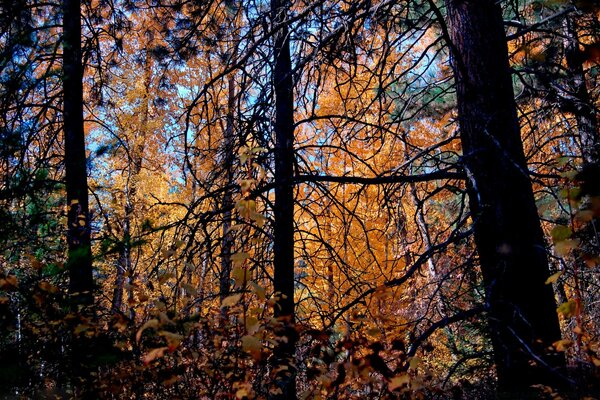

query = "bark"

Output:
[[563, 15, 600, 166], [63, 0, 93, 305], [271, 0, 297, 397], [443, 0, 566, 392], [220, 25, 238, 302]]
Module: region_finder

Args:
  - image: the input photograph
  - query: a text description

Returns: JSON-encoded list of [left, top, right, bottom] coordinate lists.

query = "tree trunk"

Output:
[[220, 13, 238, 302], [63, 0, 93, 305], [563, 15, 600, 166], [443, 0, 566, 392], [271, 0, 297, 398]]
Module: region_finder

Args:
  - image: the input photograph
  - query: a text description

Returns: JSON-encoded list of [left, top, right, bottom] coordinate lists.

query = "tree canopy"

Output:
[[1, 0, 599, 398]]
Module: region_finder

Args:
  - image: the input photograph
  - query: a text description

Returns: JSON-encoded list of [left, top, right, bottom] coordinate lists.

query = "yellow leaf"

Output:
[[159, 331, 184, 349], [240, 179, 254, 193], [136, 319, 159, 342], [545, 271, 563, 285], [74, 324, 90, 335], [250, 211, 267, 227], [221, 294, 242, 308], [250, 147, 267, 154], [235, 388, 249, 399], [556, 300, 577, 318], [554, 239, 580, 257], [552, 339, 573, 352], [38, 281, 59, 293], [241, 335, 261, 353], [143, 347, 168, 365], [245, 316, 260, 335], [233, 266, 249, 287], [408, 356, 421, 370], [389, 374, 410, 391], [250, 281, 266, 300], [231, 252, 250, 267], [367, 327, 381, 338]]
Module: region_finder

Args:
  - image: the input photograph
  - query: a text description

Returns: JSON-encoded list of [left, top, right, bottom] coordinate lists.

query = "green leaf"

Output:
[[551, 225, 572, 242], [557, 300, 577, 318]]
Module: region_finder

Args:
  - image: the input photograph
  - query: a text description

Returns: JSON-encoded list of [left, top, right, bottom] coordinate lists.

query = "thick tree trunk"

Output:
[[63, 0, 93, 305], [443, 0, 566, 392], [271, 0, 297, 398]]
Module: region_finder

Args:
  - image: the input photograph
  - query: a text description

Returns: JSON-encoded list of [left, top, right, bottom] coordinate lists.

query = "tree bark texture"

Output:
[[63, 0, 93, 305], [444, 0, 566, 392]]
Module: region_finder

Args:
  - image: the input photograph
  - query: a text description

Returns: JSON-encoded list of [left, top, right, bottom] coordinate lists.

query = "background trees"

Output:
[[1, 0, 599, 398]]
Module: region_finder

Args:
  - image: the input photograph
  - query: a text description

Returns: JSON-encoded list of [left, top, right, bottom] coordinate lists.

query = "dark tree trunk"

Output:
[[220, 53, 237, 303], [271, 0, 297, 398], [63, 0, 93, 305], [443, 0, 566, 392], [219, 78, 235, 301], [564, 15, 600, 166]]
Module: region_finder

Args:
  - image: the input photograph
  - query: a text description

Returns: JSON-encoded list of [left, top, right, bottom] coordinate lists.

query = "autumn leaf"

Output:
[[231, 252, 250, 267], [221, 294, 242, 308], [545, 271, 563, 285], [388, 374, 410, 391], [408, 356, 421, 370], [556, 300, 577, 318], [241, 335, 261, 353], [249, 281, 266, 300], [552, 339, 573, 352], [550, 225, 571, 242], [143, 347, 168, 365], [159, 330, 184, 350], [554, 239, 580, 257], [136, 319, 159, 342], [245, 316, 260, 335]]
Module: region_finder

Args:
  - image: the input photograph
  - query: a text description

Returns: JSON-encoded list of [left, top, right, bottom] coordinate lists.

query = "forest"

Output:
[[1, 0, 600, 398]]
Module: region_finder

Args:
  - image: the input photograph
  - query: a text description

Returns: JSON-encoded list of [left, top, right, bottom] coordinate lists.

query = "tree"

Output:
[[271, 0, 297, 397], [63, 0, 93, 305], [442, 0, 566, 392]]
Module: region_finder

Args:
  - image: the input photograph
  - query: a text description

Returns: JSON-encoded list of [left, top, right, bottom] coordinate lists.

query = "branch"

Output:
[[505, 6, 576, 41], [406, 306, 484, 358], [295, 170, 464, 185]]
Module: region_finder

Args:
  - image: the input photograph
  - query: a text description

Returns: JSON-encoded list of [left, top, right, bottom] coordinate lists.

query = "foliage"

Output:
[[1, 0, 600, 398]]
